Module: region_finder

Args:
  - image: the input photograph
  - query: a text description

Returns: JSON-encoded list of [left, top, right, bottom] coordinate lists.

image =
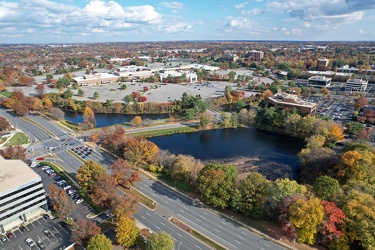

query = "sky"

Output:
[[0, 0, 375, 43]]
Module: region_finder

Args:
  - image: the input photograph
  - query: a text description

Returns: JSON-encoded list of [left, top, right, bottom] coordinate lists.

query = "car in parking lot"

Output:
[[6, 232, 14, 239], [25, 238, 36, 247], [53, 175, 62, 181], [49, 172, 57, 177], [75, 198, 84, 204], [67, 188, 77, 195], [43, 229, 52, 237], [56, 180, 66, 186], [1, 235, 7, 241], [37, 240, 46, 249], [20, 226, 27, 232], [36, 157, 45, 161], [41, 165, 51, 171], [59, 221, 68, 228], [62, 184, 71, 190]]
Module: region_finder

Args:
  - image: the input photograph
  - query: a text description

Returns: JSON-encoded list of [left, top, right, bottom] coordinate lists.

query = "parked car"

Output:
[[36, 157, 45, 161], [56, 180, 66, 186], [53, 175, 62, 181], [1, 235, 7, 241], [43, 229, 52, 237], [37, 240, 46, 249], [67, 189, 77, 195], [59, 221, 68, 228], [41, 166, 51, 171], [43, 214, 50, 220], [75, 198, 84, 204], [49, 172, 56, 177], [25, 238, 36, 247], [62, 185, 71, 190], [19, 226, 27, 232], [6, 232, 14, 239]]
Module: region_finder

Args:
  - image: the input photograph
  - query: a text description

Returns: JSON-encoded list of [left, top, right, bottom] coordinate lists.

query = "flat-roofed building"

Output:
[[268, 92, 318, 115], [345, 77, 368, 94], [222, 54, 239, 62], [160, 71, 197, 83], [0, 156, 47, 233], [307, 75, 332, 88], [72, 73, 119, 86]]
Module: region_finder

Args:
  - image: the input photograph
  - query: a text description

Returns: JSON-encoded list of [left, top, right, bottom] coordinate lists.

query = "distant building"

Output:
[[307, 75, 332, 88], [222, 54, 239, 62], [160, 71, 197, 83], [72, 73, 119, 86], [345, 78, 368, 94], [317, 58, 329, 71], [0, 156, 47, 233], [268, 92, 318, 115], [247, 50, 264, 62]]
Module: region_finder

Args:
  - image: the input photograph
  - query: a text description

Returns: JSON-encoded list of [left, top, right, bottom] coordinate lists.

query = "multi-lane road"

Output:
[[0, 108, 287, 250]]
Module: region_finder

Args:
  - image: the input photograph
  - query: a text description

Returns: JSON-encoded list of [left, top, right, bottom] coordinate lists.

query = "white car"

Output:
[[75, 198, 83, 204], [25, 238, 36, 247]]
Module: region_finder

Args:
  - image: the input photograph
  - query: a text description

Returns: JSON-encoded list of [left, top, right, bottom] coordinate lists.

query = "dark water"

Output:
[[64, 111, 169, 128], [149, 127, 304, 180]]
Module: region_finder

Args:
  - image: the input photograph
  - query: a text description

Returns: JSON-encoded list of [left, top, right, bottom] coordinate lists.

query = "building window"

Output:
[[0, 181, 42, 201]]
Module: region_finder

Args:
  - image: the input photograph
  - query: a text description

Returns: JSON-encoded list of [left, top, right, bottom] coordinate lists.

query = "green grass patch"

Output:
[[0, 137, 7, 144], [4, 132, 29, 146], [61, 120, 81, 131], [191, 230, 226, 250], [119, 186, 156, 210], [0, 90, 11, 98], [130, 126, 197, 138]]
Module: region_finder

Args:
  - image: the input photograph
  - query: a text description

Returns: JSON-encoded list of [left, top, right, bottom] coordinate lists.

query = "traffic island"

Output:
[[168, 217, 227, 250]]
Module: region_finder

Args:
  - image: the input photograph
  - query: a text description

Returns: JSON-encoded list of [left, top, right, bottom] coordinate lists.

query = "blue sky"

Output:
[[0, 0, 375, 43]]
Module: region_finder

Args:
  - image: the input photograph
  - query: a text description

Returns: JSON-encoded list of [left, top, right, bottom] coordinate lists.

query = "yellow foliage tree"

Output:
[[133, 116, 142, 127], [115, 215, 139, 247], [289, 197, 324, 245], [32, 98, 44, 111], [329, 124, 344, 142], [42, 97, 53, 109]]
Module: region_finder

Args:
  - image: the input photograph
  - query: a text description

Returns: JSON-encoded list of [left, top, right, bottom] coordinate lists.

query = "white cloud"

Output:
[[160, 1, 185, 10], [291, 28, 302, 35], [302, 22, 311, 27], [242, 8, 263, 16], [235, 1, 248, 9], [225, 17, 265, 35]]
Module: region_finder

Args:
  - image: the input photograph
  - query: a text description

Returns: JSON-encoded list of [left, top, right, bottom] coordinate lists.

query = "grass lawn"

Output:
[[0, 137, 7, 144], [130, 126, 197, 138], [4, 132, 29, 146]]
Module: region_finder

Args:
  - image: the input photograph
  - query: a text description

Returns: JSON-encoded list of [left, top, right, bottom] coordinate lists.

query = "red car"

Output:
[[6, 232, 14, 239], [36, 157, 45, 161]]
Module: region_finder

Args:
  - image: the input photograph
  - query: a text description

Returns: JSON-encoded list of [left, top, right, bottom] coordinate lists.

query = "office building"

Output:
[[0, 156, 47, 233], [72, 73, 119, 86], [317, 58, 329, 71], [345, 78, 368, 94], [247, 50, 264, 62], [268, 92, 318, 115], [307, 75, 332, 88]]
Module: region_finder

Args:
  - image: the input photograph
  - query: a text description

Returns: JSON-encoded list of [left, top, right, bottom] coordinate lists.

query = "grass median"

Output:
[[119, 186, 156, 210], [129, 126, 197, 138]]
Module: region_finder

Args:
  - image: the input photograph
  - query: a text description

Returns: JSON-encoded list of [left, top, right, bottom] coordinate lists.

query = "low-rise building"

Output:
[[307, 75, 332, 88], [345, 77, 368, 94], [0, 156, 47, 233], [268, 92, 318, 115], [160, 71, 197, 83], [222, 54, 239, 62], [72, 73, 119, 86]]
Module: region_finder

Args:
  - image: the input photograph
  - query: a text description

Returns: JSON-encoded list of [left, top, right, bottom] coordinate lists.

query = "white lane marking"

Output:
[[203, 212, 208, 215], [141, 216, 145, 219], [196, 218, 201, 222], [235, 240, 242, 244], [214, 229, 220, 233], [160, 222, 165, 226], [264, 243, 272, 248], [179, 209, 184, 213], [146, 213, 151, 216], [164, 201, 169, 204], [218, 225, 223, 229], [200, 215, 205, 219], [237, 236, 244, 240], [177, 233, 182, 237], [155, 226, 160, 230], [241, 232, 247, 236]]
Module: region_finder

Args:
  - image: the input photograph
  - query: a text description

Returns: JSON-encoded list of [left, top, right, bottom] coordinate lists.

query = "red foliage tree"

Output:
[[138, 96, 147, 102], [35, 84, 45, 97], [109, 159, 141, 188], [71, 219, 101, 246], [320, 200, 345, 242]]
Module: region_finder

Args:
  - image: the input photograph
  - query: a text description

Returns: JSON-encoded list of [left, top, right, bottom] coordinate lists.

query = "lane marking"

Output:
[[214, 229, 220, 233], [235, 240, 242, 244], [264, 243, 272, 248]]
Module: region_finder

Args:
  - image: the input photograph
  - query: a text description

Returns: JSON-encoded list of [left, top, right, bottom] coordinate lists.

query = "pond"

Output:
[[149, 127, 304, 180]]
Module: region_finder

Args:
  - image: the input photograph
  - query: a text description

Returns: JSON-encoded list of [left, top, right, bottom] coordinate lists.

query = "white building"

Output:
[[72, 73, 119, 86], [345, 78, 368, 94], [307, 75, 332, 88], [160, 71, 197, 83], [0, 156, 47, 233]]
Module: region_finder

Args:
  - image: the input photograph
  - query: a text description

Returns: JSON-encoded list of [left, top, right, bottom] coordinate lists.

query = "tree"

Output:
[[268, 178, 307, 206], [109, 159, 141, 188], [115, 215, 139, 247], [49, 184, 76, 218], [111, 195, 139, 220], [43, 96, 53, 109], [35, 84, 45, 97], [169, 155, 204, 184], [0, 116, 11, 131], [146, 231, 175, 250], [123, 137, 160, 169], [32, 98, 44, 111], [83, 106, 96, 126], [0, 145, 26, 161], [49, 107, 65, 120], [289, 197, 325, 244], [71, 219, 101, 246], [90, 132, 100, 143], [320, 201, 345, 244], [123, 95, 133, 104], [132, 116, 142, 127], [61, 89, 73, 99], [13, 102, 30, 116], [313, 176, 340, 201], [77, 161, 106, 193], [120, 84, 127, 90], [354, 96, 367, 110], [342, 190, 375, 249], [321, 87, 330, 97], [198, 163, 237, 209], [93, 91, 100, 99], [90, 174, 117, 208], [87, 234, 112, 250], [77, 88, 84, 96], [328, 124, 344, 142]]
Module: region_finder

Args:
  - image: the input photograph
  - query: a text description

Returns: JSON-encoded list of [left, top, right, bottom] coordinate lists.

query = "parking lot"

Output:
[[0, 216, 71, 250]]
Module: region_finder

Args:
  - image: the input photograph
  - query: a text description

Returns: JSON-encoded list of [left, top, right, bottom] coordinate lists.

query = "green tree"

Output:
[[77, 161, 106, 193], [93, 91, 100, 99], [268, 178, 307, 207], [61, 89, 73, 99], [87, 234, 112, 250], [77, 88, 84, 96], [313, 176, 340, 201], [146, 231, 175, 250], [123, 95, 133, 104], [56, 76, 70, 88], [120, 84, 127, 90], [289, 197, 325, 244], [198, 163, 237, 209], [116, 215, 139, 247]]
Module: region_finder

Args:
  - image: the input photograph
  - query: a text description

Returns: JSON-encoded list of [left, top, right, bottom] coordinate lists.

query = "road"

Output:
[[0, 109, 286, 250]]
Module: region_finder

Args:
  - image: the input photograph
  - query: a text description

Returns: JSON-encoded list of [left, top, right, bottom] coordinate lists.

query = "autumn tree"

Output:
[[42, 96, 53, 110], [354, 96, 367, 110], [289, 197, 325, 244], [0, 145, 26, 161], [123, 137, 160, 170], [168, 155, 204, 184], [49, 107, 65, 120], [111, 195, 139, 220], [32, 98, 44, 111], [321, 87, 330, 97], [342, 190, 375, 249], [83, 106, 96, 128], [313, 176, 340, 201], [90, 132, 100, 143], [261, 89, 273, 99], [319, 200, 345, 245], [109, 159, 141, 188], [132, 116, 142, 127], [77, 161, 106, 193], [71, 219, 101, 246], [198, 163, 237, 209], [35, 84, 45, 97], [146, 231, 175, 250], [0, 116, 11, 131], [328, 124, 344, 143], [90, 174, 117, 208], [268, 178, 307, 207], [49, 184, 76, 218], [115, 215, 139, 248], [101, 126, 127, 154], [87, 234, 112, 250]]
